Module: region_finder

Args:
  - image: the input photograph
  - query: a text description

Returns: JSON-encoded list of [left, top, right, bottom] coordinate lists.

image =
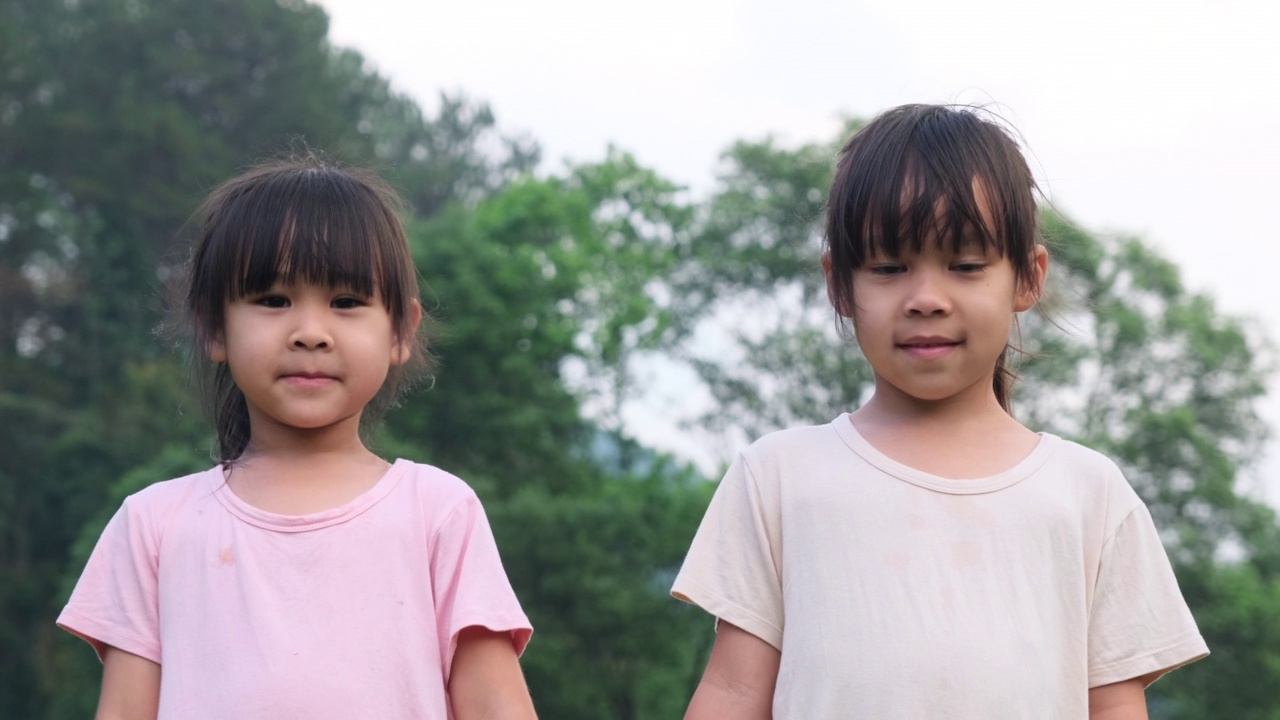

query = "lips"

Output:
[[281, 372, 338, 387], [897, 335, 959, 349], [897, 336, 960, 359]]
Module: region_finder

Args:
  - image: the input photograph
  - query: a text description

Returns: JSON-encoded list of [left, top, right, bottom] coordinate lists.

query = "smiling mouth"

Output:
[[898, 339, 961, 358], [898, 339, 960, 349], [282, 373, 338, 385]]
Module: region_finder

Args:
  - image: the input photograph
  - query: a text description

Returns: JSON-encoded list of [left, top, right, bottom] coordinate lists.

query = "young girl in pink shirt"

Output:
[[673, 104, 1207, 719], [59, 156, 536, 719]]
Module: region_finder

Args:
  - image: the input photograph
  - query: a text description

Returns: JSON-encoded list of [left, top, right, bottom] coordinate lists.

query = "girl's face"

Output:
[[827, 190, 1046, 410], [208, 280, 418, 446]]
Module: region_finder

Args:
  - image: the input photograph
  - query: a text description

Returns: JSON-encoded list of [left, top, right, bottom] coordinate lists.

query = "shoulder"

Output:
[[1043, 437, 1123, 475], [392, 460, 487, 520], [1038, 436, 1144, 529], [86, 467, 221, 558], [117, 467, 222, 524], [740, 421, 847, 470], [716, 421, 854, 506], [1043, 438, 1134, 492], [396, 460, 479, 498]]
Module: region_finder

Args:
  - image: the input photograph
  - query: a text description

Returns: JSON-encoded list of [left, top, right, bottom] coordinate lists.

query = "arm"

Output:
[[685, 620, 780, 720], [1089, 678, 1147, 720], [448, 625, 537, 720], [96, 646, 160, 720]]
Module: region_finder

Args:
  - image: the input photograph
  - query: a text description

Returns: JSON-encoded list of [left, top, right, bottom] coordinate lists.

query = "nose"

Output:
[[289, 305, 333, 350], [904, 269, 951, 317]]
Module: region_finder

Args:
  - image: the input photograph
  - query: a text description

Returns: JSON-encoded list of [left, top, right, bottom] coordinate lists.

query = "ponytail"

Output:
[[209, 364, 252, 464]]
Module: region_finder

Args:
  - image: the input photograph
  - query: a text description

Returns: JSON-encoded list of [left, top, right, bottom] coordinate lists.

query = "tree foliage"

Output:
[[387, 158, 713, 717]]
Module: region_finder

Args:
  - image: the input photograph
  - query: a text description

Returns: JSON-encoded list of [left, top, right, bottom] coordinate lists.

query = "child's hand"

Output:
[[96, 646, 160, 720], [449, 625, 537, 720], [685, 620, 780, 720]]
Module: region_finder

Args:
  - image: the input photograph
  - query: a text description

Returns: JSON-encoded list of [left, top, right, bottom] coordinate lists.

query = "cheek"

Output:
[[849, 310, 888, 354], [983, 304, 1018, 340]]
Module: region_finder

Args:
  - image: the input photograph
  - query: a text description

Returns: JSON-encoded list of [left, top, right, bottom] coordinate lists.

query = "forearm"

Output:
[[452, 685, 538, 720], [685, 679, 773, 720]]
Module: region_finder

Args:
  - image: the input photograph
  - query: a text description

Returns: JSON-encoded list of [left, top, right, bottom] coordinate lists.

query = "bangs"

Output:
[[857, 161, 1010, 264], [827, 104, 1039, 280], [212, 172, 392, 301]]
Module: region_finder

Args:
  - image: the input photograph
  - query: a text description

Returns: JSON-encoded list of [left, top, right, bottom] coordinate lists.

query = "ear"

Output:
[[822, 252, 855, 318], [1014, 245, 1049, 313], [390, 299, 423, 366], [206, 335, 227, 363]]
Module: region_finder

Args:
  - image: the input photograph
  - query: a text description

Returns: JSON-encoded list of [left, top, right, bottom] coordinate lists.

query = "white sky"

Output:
[[318, 0, 1280, 503]]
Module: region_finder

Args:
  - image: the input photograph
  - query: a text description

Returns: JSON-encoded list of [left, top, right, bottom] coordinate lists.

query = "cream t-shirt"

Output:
[[59, 460, 531, 720], [672, 415, 1207, 719]]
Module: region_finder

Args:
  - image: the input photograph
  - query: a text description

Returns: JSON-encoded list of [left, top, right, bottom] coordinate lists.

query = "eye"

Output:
[[868, 263, 906, 276], [256, 295, 290, 308], [332, 296, 367, 310], [952, 261, 987, 273]]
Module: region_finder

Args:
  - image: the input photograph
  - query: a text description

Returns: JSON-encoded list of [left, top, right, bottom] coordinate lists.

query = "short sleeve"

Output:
[[1088, 503, 1209, 687], [56, 497, 162, 664], [431, 491, 532, 682], [671, 452, 784, 650]]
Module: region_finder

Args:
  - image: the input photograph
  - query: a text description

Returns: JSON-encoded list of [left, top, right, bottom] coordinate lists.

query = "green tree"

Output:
[[677, 131, 863, 442], [386, 155, 714, 717], [492, 448, 714, 720]]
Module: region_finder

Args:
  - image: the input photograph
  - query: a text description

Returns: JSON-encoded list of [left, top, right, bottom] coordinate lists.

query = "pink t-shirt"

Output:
[[58, 460, 531, 720]]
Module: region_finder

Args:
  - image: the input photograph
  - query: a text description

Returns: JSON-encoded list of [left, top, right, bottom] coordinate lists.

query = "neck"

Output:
[[226, 442, 391, 516], [240, 409, 373, 465], [849, 376, 1039, 480], [857, 377, 1013, 432]]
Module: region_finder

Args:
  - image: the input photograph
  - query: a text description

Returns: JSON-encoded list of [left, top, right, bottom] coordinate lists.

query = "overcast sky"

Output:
[[317, 0, 1280, 502]]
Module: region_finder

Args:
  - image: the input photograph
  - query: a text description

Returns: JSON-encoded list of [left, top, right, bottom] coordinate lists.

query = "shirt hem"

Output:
[[671, 578, 783, 651], [56, 611, 160, 665], [443, 615, 534, 684], [1088, 634, 1209, 688]]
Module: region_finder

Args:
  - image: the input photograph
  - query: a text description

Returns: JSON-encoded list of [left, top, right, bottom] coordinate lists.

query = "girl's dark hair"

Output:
[[183, 154, 430, 463], [824, 104, 1044, 413]]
